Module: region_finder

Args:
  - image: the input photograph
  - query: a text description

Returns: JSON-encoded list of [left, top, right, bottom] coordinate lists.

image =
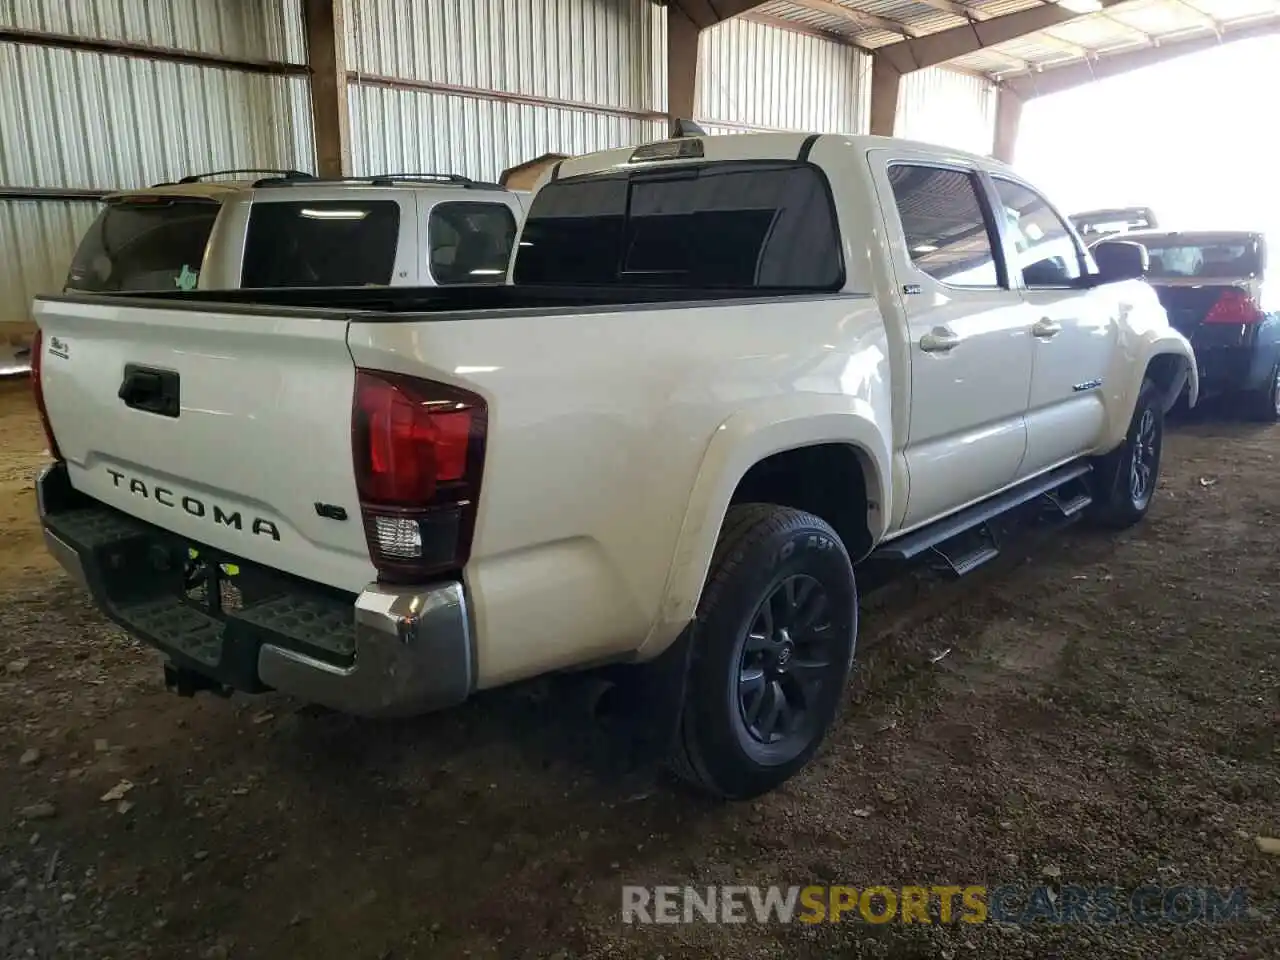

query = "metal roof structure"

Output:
[[745, 0, 1280, 84]]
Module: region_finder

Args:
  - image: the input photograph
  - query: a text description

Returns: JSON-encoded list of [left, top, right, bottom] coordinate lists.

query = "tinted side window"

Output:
[[66, 199, 219, 292], [241, 200, 400, 288], [992, 179, 1083, 286], [428, 202, 517, 285], [887, 165, 1001, 289], [514, 162, 843, 290]]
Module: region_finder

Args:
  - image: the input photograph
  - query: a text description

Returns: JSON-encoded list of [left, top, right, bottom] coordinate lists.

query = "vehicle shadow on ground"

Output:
[[1167, 392, 1274, 433], [256, 501, 1128, 810]]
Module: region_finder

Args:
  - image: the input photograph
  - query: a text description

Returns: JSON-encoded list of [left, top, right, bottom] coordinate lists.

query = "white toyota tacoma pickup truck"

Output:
[[31, 133, 1197, 800]]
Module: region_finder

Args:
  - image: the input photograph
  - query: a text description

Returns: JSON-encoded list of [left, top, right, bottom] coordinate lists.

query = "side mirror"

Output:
[[1092, 240, 1149, 284]]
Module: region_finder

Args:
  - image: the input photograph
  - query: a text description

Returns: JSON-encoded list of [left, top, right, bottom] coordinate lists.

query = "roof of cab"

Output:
[[547, 132, 1010, 183]]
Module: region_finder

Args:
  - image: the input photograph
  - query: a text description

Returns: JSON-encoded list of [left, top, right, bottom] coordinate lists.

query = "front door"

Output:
[[872, 154, 1035, 531], [989, 177, 1115, 478]]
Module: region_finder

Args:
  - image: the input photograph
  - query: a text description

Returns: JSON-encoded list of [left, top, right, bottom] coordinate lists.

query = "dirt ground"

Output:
[[1, 380, 1277, 959]]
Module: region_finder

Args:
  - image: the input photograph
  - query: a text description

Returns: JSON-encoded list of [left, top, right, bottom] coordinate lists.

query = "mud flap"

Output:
[[607, 623, 697, 770]]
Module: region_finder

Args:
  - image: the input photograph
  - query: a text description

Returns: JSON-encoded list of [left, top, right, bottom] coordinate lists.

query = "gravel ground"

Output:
[[1, 380, 1277, 959]]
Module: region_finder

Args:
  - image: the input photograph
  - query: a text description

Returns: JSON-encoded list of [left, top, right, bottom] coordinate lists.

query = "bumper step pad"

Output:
[[43, 499, 357, 693]]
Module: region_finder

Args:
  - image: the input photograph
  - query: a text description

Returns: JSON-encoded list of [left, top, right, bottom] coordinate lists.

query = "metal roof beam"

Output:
[[1003, 16, 1280, 98], [785, 0, 919, 38], [874, 1, 1122, 73], [911, 0, 990, 22], [1035, 30, 1091, 59], [667, 0, 773, 31], [1167, 0, 1222, 34]]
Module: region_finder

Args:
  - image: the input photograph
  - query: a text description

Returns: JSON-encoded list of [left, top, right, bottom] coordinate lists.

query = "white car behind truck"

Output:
[[32, 133, 1197, 799], [64, 169, 529, 294]]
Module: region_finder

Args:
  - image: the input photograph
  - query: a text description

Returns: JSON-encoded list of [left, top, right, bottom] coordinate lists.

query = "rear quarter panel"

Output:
[[347, 295, 892, 688]]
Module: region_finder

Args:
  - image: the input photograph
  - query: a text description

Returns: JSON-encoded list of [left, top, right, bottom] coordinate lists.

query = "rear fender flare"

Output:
[[635, 397, 891, 659]]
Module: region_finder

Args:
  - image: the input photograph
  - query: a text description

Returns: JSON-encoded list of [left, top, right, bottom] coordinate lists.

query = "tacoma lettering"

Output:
[[105, 468, 280, 541]]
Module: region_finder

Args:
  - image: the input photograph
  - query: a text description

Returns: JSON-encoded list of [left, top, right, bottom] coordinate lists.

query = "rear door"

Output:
[[869, 151, 1034, 530], [33, 297, 375, 594]]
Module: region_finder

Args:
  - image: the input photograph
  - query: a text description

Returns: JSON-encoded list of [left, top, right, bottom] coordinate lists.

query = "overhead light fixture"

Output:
[[299, 207, 369, 220], [469, 268, 504, 276]]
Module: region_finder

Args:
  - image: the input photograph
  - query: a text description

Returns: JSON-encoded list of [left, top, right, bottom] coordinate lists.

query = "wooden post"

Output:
[[303, 0, 351, 177], [993, 88, 1023, 164], [869, 57, 901, 138], [667, 4, 700, 130]]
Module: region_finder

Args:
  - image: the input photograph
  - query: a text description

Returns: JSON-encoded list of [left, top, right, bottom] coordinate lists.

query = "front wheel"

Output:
[[1088, 377, 1164, 529], [668, 504, 857, 800]]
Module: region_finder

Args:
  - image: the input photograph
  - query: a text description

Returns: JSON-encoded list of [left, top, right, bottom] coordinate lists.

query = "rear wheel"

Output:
[[669, 504, 857, 800], [1089, 378, 1163, 529]]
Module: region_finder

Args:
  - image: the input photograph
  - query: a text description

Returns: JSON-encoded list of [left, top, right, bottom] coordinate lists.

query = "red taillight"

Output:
[[29, 329, 63, 460], [352, 370, 487, 582], [1204, 288, 1263, 325]]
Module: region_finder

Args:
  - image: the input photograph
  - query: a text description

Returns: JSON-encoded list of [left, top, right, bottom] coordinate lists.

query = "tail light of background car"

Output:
[[1204, 288, 1264, 325], [29, 329, 63, 460], [351, 369, 487, 582]]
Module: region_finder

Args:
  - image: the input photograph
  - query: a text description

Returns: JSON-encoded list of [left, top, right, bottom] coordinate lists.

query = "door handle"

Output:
[[119, 364, 181, 418], [919, 328, 961, 353], [1032, 317, 1063, 339]]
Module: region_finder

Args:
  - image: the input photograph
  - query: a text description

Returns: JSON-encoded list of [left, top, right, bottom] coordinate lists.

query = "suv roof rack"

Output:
[[253, 172, 508, 192], [149, 168, 316, 188]]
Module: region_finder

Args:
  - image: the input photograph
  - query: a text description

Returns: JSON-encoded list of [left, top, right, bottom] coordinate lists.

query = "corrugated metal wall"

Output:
[[895, 67, 997, 156], [0, 199, 102, 370], [345, 0, 666, 180], [3, 0, 306, 62], [0, 0, 314, 354], [695, 18, 869, 134], [0, 44, 313, 190]]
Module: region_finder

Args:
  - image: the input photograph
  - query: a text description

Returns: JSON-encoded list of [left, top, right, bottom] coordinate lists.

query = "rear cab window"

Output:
[[66, 197, 219, 293], [240, 200, 401, 288], [513, 161, 843, 289], [428, 201, 517, 284]]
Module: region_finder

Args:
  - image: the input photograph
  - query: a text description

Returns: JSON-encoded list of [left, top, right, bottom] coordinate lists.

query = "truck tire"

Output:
[[1088, 377, 1163, 529], [669, 504, 857, 800], [1245, 360, 1280, 423]]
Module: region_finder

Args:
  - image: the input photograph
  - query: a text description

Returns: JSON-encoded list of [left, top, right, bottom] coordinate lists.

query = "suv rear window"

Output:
[[513, 161, 843, 289], [66, 198, 219, 293], [241, 200, 400, 287], [1139, 236, 1264, 280], [428, 202, 517, 284]]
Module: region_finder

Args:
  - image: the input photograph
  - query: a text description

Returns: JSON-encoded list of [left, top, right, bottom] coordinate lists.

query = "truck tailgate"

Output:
[[33, 298, 376, 594]]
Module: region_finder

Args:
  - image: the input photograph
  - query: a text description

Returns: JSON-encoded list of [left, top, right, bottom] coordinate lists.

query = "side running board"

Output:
[[872, 461, 1093, 574]]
